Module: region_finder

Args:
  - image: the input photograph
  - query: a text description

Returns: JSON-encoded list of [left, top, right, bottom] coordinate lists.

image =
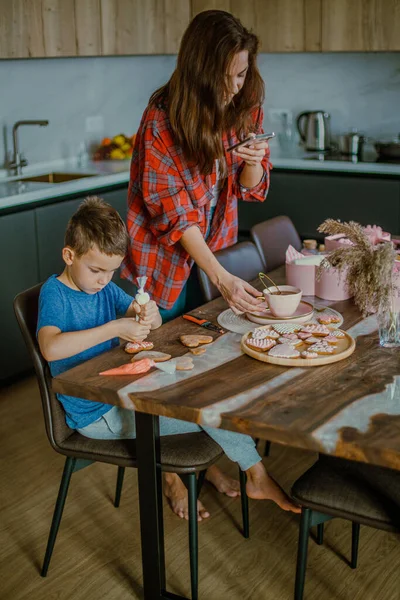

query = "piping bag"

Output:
[[135, 276, 150, 306], [100, 358, 176, 376]]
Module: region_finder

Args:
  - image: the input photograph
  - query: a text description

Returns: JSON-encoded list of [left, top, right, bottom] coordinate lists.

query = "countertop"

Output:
[[1, 150, 399, 212]]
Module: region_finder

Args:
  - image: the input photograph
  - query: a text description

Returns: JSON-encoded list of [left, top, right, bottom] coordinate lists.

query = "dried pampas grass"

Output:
[[317, 219, 397, 316]]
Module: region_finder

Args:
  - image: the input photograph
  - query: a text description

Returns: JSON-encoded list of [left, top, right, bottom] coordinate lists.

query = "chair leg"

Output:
[[197, 469, 207, 497], [264, 441, 271, 457], [114, 466, 125, 508], [294, 507, 312, 600], [351, 522, 360, 569], [316, 523, 324, 545], [41, 456, 76, 577], [239, 468, 249, 539], [187, 473, 199, 600]]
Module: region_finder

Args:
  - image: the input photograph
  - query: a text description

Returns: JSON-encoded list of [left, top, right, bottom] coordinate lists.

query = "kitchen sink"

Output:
[[15, 172, 97, 184]]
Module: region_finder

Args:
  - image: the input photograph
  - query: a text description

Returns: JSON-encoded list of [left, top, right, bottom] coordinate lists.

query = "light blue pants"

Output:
[[78, 406, 261, 471]]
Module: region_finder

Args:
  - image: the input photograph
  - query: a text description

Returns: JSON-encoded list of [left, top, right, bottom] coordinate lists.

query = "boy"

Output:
[[38, 196, 161, 432], [38, 197, 299, 519]]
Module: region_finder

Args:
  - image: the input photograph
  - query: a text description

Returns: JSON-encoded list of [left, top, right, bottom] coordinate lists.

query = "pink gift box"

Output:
[[315, 267, 353, 301], [286, 262, 316, 296], [286, 260, 353, 301], [325, 226, 391, 251]]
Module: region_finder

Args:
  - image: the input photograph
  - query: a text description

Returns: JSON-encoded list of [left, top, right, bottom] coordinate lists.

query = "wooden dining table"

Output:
[[52, 266, 400, 600]]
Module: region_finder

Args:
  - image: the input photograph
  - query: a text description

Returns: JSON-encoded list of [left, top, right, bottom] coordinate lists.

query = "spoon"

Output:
[[258, 272, 282, 295]]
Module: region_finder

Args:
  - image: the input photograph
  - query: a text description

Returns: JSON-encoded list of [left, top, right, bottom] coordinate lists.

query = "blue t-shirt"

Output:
[[37, 275, 133, 429]]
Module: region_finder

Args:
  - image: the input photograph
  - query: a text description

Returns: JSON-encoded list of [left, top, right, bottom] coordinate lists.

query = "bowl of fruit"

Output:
[[93, 133, 136, 161]]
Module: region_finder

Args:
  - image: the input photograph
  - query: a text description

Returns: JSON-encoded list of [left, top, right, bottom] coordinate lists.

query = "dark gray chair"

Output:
[[13, 283, 248, 600], [250, 216, 302, 272], [197, 241, 271, 458], [198, 240, 265, 302], [291, 455, 400, 600]]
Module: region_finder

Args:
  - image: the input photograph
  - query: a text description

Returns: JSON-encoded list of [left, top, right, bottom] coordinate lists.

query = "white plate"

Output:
[[217, 305, 343, 334]]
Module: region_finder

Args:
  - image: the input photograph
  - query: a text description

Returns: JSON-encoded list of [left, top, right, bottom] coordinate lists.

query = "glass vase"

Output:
[[378, 309, 400, 348]]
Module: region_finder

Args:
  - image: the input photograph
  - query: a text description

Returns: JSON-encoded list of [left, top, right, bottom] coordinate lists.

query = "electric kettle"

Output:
[[296, 110, 331, 151]]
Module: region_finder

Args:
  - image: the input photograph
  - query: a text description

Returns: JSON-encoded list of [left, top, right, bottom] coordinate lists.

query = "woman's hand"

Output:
[[216, 270, 264, 314], [233, 134, 269, 167]]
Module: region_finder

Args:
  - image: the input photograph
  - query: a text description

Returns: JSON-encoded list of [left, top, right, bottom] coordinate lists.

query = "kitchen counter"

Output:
[[0, 151, 399, 212], [0, 159, 131, 211]]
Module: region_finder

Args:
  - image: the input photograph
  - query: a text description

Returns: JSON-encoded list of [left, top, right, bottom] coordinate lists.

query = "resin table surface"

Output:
[[53, 266, 400, 471]]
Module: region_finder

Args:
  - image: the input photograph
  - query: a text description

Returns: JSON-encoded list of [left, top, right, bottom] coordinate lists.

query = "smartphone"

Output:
[[227, 132, 275, 153]]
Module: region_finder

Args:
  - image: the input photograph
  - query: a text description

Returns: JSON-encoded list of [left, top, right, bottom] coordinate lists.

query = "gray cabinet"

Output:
[[1, 210, 39, 380], [35, 187, 128, 281], [238, 171, 400, 239]]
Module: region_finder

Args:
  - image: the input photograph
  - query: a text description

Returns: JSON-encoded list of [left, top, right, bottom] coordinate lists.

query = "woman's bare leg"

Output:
[[245, 461, 300, 513]]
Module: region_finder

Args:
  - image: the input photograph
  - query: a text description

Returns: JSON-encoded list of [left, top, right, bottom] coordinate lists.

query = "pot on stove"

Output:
[[337, 130, 365, 156]]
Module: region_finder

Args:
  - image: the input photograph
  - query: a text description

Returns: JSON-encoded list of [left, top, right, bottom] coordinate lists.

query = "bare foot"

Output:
[[245, 461, 301, 514], [163, 473, 210, 521], [205, 464, 241, 498]]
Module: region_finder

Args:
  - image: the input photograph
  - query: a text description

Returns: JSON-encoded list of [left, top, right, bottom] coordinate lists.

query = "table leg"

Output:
[[136, 411, 189, 600]]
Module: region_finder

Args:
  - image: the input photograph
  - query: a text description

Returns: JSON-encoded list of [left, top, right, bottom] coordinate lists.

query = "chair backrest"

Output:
[[198, 241, 265, 303], [250, 216, 302, 272], [13, 284, 72, 453]]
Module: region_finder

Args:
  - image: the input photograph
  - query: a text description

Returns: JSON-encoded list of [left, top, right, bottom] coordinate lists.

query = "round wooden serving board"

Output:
[[241, 328, 356, 367]]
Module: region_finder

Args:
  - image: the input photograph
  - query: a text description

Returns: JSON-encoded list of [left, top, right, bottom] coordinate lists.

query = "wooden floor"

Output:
[[1, 376, 399, 600]]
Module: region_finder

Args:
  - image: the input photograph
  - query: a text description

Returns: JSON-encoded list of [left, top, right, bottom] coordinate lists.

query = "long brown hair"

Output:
[[149, 10, 264, 175]]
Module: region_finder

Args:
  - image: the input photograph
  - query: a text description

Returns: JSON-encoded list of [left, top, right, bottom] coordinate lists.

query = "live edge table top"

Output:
[[53, 267, 400, 471]]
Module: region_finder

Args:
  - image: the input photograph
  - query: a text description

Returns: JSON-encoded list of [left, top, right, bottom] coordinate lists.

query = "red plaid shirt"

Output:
[[121, 101, 271, 309]]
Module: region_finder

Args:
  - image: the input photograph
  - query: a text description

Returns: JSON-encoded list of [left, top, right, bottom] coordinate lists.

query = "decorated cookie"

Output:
[[278, 336, 302, 347], [125, 341, 154, 354], [190, 347, 207, 356], [268, 343, 300, 359], [330, 329, 345, 338], [252, 327, 271, 339], [263, 329, 280, 339], [318, 315, 333, 325], [272, 323, 302, 334], [246, 337, 277, 352], [300, 324, 330, 337], [330, 315, 341, 324], [131, 351, 171, 362], [174, 356, 195, 370], [282, 333, 299, 341], [301, 351, 319, 359], [324, 335, 339, 345], [297, 332, 312, 340], [308, 342, 334, 355], [303, 336, 321, 345], [180, 334, 213, 348]]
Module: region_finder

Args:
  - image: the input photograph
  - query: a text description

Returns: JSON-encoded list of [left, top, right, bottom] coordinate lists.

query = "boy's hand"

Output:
[[116, 318, 151, 342], [134, 300, 161, 328]]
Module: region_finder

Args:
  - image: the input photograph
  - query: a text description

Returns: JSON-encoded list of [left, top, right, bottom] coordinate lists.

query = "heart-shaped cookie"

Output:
[[131, 351, 171, 362], [300, 324, 330, 337], [180, 335, 213, 348], [268, 344, 300, 359], [307, 342, 334, 355], [174, 356, 195, 370], [301, 350, 319, 359], [246, 337, 276, 352], [190, 347, 207, 355], [125, 341, 154, 354]]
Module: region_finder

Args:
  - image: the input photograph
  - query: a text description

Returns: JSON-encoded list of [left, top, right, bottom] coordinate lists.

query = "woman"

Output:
[[121, 10, 298, 519], [121, 9, 270, 320]]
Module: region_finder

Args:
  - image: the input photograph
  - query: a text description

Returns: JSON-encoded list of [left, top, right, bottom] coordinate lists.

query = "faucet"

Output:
[[9, 120, 49, 176]]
